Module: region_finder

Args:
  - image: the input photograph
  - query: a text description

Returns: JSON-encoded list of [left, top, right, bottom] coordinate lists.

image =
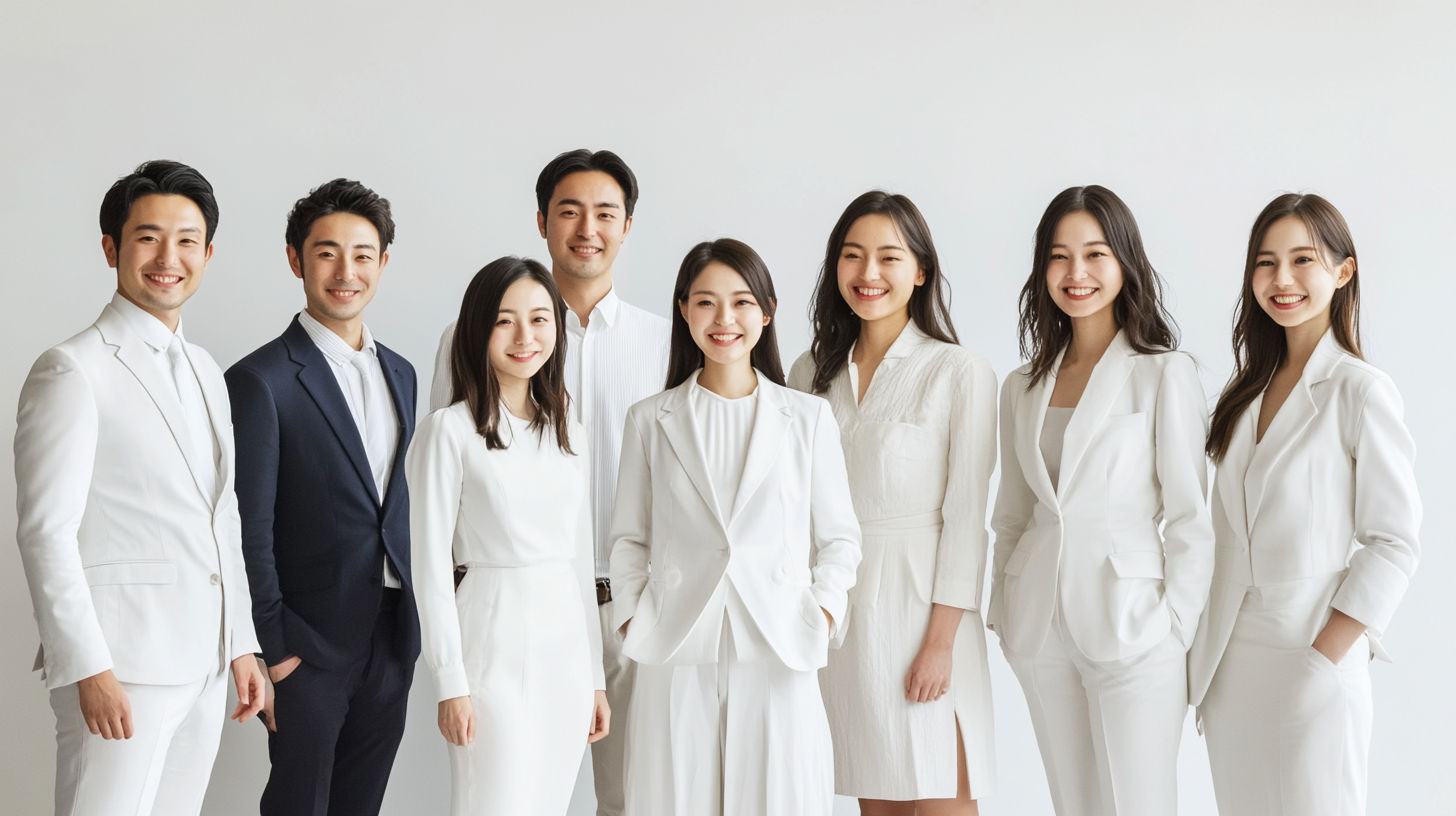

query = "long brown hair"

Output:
[[665, 239, 786, 390], [1018, 185, 1178, 387], [1206, 193, 1361, 461], [806, 190, 959, 394], [450, 256, 574, 453]]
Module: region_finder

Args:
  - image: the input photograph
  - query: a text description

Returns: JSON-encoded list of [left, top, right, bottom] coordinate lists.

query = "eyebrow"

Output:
[[1050, 240, 1111, 249], [1257, 246, 1317, 255], [691, 289, 755, 297], [310, 239, 378, 251], [131, 223, 200, 233], [556, 198, 621, 210], [842, 241, 905, 252]]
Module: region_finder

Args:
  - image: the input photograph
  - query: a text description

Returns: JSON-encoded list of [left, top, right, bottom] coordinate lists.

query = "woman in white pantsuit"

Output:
[[1189, 194, 1420, 816], [988, 186, 1215, 816], [609, 239, 862, 816], [408, 257, 609, 816], [788, 191, 998, 815]]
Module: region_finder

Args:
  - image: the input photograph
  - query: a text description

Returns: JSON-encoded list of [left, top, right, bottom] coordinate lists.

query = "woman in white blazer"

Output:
[[788, 191, 997, 815], [988, 186, 1215, 816], [408, 257, 608, 816], [1189, 195, 1420, 816], [608, 238, 862, 816]]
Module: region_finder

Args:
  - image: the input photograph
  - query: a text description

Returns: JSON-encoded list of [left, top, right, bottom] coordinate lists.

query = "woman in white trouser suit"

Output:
[[409, 258, 609, 816], [988, 186, 1215, 816], [609, 239, 862, 816], [1189, 194, 1421, 816]]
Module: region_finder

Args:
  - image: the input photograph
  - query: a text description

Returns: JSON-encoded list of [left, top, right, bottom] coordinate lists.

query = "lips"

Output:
[[707, 333, 741, 347], [1270, 294, 1307, 310], [145, 273, 182, 287], [1063, 286, 1097, 301], [326, 288, 361, 302], [506, 351, 539, 362], [853, 286, 887, 301]]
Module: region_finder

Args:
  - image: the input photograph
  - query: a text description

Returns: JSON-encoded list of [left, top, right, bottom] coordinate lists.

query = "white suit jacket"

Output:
[[14, 302, 260, 689], [608, 372, 862, 671], [988, 331, 1214, 662], [1188, 332, 1421, 705]]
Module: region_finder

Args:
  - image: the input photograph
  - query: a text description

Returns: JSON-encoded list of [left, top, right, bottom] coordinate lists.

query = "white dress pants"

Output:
[[1200, 595, 1373, 816], [1003, 609, 1186, 816], [592, 599, 635, 816], [50, 668, 227, 816], [624, 619, 834, 816]]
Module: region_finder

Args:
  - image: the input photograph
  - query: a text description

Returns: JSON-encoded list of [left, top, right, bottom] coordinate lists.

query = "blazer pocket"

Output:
[[83, 560, 176, 586], [1107, 550, 1165, 579]]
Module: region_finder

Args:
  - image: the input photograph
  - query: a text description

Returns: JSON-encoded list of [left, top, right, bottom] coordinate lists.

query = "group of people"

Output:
[[13, 148, 1421, 816]]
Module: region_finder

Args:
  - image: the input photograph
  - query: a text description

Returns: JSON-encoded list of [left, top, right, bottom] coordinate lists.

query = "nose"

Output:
[[576, 212, 596, 239], [1069, 258, 1090, 280], [155, 239, 179, 269], [715, 301, 735, 326], [1271, 260, 1295, 286]]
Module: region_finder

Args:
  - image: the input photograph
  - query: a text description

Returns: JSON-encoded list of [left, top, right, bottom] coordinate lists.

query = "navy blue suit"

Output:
[[226, 317, 420, 816]]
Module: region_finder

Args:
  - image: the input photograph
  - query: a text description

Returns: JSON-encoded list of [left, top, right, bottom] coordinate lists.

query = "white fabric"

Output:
[[298, 310, 402, 587], [592, 601, 636, 816], [1003, 610, 1187, 816], [1039, 407, 1074, 491], [787, 325, 999, 800], [689, 384, 757, 521], [624, 617, 834, 816], [429, 288, 672, 577], [50, 668, 227, 816], [608, 371, 862, 671], [1188, 330, 1422, 706], [15, 299, 259, 690], [988, 331, 1215, 662]]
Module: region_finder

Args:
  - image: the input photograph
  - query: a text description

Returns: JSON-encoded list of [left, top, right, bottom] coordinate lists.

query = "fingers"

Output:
[[119, 703, 135, 740], [465, 711, 476, 746]]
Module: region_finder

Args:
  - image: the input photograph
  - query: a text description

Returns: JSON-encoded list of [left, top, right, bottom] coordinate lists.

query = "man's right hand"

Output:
[[268, 655, 301, 684], [78, 670, 132, 740], [259, 656, 301, 733]]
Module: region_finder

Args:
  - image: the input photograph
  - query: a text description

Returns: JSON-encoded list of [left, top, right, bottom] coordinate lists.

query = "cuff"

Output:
[[433, 664, 471, 703], [1331, 554, 1411, 636], [931, 578, 979, 611]]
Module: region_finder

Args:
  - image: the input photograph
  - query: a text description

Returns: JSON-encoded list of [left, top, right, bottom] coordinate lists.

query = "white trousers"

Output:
[[1200, 597, 1373, 816], [50, 669, 227, 816], [1003, 609, 1186, 816], [592, 599, 636, 816], [623, 619, 833, 816]]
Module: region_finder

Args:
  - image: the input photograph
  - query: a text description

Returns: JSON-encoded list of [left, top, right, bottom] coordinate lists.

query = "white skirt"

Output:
[[449, 561, 594, 816]]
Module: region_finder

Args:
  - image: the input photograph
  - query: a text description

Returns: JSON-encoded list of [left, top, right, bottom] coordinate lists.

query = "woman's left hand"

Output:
[[905, 642, 953, 703], [1311, 608, 1368, 665], [587, 690, 611, 744]]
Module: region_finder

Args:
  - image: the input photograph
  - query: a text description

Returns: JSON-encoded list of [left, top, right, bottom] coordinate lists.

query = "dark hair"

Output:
[[806, 190, 959, 394], [450, 256, 573, 453], [1206, 193, 1361, 461], [1018, 185, 1178, 386], [99, 160, 219, 246], [535, 149, 639, 218], [665, 239, 785, 390], [285, 178, 396, 257]]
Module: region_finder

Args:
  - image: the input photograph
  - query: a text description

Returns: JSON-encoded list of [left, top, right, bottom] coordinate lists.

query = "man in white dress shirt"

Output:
[[14, 160, 265, 816], [429, 149, 670, 815]]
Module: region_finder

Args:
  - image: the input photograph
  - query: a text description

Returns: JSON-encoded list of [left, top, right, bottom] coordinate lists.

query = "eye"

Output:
[[532, 315, 550, 324], [1049, 251, 1067, 261], [841, 250, 861, 260], [881, 255, 901, 263], [735, 298, 755, 307], [599, 212, 615, 220], [1295, 255, 1316, 264], [1088, 251, 1105, 259], [496, 317, 512, 326]]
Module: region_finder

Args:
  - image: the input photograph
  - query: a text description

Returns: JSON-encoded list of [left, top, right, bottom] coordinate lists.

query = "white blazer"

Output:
[[1188, 331, 1421, 706], [988, 331, 1215, 663], [608, 372, 862, 672], [14, 302, 259, 689]]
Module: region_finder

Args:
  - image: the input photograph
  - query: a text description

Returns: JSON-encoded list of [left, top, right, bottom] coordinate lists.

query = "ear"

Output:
[[101, 234, 119, 269], [537, 211, 548, 240], [763, 297, 776, 326], [377, 250, 390, 275], [287, 245, 304, 280], [620, 215, 633, 241], [915, 265, 927, 287], [202, 241, 215, 267], [678, 299, 690, 323], [1334, 256, 1355, 289]]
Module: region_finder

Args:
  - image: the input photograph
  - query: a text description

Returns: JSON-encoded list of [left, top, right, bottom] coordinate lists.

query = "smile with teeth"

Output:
[[328, 289, 360, 299], [855, 286, 887, 298], [1272, 294, 1306, 304], [572, 246, 601, 255], [708, 333, 741, 346], [147, 274, 182, 285], [507, 351, 538, 361], [1064, 286, 1098, 298]]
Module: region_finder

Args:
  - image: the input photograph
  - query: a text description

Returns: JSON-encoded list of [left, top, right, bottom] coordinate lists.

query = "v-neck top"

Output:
[[1040, 407, 1075, 491]]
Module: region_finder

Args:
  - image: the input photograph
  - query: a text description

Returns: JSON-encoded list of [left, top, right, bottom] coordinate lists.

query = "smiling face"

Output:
[[489, 277, 558, 391], [1252, 215, 1354, 331], [537, 170, 632, 283], [836, 213, 925, 325], [680, 261, 770, 371], [1045, 210, 1124, 319], [103, 194, 214, 329], [289, 212, 388, 336]]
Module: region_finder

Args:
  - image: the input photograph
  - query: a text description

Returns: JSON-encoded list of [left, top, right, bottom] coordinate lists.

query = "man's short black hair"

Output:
[[535, 149, 639, 218], [285, 178, 396, 255], [99, 160, 220, 246]]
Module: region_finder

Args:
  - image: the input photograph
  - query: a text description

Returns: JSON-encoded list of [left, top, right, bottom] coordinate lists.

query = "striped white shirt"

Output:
[[429, 287, 671, 577]]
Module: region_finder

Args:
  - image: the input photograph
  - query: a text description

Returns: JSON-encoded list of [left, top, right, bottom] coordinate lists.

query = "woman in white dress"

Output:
[[608, 239, 862, 816], [1189, 194, 1420, 816], [407, 256, 609, 816], [988, 186, 1214, 816], [787, 191, 998, 815]]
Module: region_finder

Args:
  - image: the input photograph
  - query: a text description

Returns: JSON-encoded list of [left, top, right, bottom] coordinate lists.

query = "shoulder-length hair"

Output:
[[665, 239, 786, 390], [1206, 193, 1361, 461], [450, 256, 573, 453], [806, 190, 959, 394], [1018, 185, 1179, 387]]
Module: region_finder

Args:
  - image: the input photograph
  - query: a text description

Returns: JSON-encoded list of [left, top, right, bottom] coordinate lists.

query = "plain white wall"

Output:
[[2, 2, 1452, 814]]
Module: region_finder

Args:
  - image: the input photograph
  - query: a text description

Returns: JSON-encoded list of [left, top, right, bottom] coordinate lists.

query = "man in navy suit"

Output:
[[225, 179, 419, 816]]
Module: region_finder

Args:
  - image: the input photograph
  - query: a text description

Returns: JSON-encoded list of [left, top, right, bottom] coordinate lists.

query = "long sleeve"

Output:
[[405, 410, 471, 702], [428, 321, 456, 413], [1152, 353, 1215, 648], [14, 348, 111, 688], [607, 408, 652, 631], [987, 372, 1036, 631], [1331, 374, 1421, 635], [573, 442, 606, 690], [932, 356, 998, 611], [808, 399, 863, 640]]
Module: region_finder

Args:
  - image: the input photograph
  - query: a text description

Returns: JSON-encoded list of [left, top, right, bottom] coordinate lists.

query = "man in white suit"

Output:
[[14, 160, 266, 816]]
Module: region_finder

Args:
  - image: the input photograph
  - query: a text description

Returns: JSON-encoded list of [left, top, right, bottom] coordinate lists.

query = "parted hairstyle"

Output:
[[450, 256, 574, 453], [285, 178, 396, 257], [806, 190, 959, 394], [535, 149, 639, 217], [665, 239, 785, 390], [1206, 193, 1361, 461], [99, 160, 219, 246], [1018, 185, 1178, 387]]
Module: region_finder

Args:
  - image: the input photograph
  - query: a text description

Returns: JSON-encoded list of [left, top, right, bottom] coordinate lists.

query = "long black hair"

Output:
[[665, 239, 785, 390]]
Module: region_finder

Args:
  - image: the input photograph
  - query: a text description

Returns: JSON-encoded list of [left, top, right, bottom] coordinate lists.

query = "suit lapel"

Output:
[[728, 377, 791, 524], [1244, 331, 1342, 527], [659, 373, 724, 530], [376, 343, 412, 509], [285, 320, 381, 506], [193, 350, 232, 501], [1058, 331, 1136, 494], [1016, 355, 1061, 510]]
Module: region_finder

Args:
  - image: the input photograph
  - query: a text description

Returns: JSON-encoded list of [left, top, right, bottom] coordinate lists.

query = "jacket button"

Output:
[[209, 574, 220, 585]]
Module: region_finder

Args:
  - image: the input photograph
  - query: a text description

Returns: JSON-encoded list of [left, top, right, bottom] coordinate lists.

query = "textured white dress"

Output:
[[788, 324, 999, 800], [408, 403, 605, 816]]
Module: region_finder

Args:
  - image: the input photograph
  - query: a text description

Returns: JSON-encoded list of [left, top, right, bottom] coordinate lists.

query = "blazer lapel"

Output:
[[728, 376, 791, 524], [376, 343, 412, 509], [1216, 396, 1257, 541], [1016, 353, 1061, 511], [284, 320, 381, 506], [193, 350, 233, 502], [659, 373, 725, 530], [1058, 331, 1136, 494], [1244, 331, 1343, 527]]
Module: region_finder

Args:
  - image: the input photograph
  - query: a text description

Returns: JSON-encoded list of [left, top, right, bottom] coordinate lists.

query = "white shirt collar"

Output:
[[297, 310, 378, 364], [567, 286, 622, 331], [110, 291, 182, 352]]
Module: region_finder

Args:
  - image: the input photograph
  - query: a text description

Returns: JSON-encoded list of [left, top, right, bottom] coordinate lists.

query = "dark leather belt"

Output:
[[596, 578, 612, 606]]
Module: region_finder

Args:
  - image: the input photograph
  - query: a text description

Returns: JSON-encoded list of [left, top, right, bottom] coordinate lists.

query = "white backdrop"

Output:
[[2, 2, 1452, 814]]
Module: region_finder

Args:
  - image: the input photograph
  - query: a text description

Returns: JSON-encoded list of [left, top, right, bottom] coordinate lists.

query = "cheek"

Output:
[[1095, 262, 1125, 299]]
